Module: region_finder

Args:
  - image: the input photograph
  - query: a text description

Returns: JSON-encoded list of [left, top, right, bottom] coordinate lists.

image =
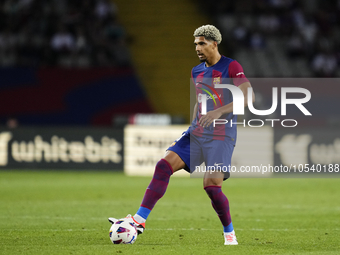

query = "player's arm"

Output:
[[199, 60, 254, 128], [238, 81, 255, 107], [229, 60, 255, 106], [219, 81, 254, 111], [192, 95, 198, 122], [191, 70, 198, 122]]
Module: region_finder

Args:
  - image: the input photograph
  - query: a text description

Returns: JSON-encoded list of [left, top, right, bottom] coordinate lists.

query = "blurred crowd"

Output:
[[0, 0, 131, 67], [1, 0, 339, 76], [203, 0, 340, 77]]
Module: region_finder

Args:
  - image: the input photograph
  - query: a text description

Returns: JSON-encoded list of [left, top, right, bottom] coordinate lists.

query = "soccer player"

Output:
[[109, 25, 254, 245]]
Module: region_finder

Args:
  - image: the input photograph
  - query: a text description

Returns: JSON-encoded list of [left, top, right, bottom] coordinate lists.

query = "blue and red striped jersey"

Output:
[[190, 55, 248, 143]]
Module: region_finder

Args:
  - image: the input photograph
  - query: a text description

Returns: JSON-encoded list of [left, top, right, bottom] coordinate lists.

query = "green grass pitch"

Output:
[[0, 171, 339, 255]]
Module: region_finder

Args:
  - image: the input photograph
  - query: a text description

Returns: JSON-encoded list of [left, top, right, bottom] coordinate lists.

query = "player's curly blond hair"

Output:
[[193, 25, 222, 44]]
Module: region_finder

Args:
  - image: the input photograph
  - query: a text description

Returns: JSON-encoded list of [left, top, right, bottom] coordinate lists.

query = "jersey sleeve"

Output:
[[191, 68, 194, 84], [228, 60, 249, 86]]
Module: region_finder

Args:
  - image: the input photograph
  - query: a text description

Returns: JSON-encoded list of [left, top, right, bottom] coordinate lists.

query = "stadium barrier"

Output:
[[2, 125, 338, 175], [0, 127, 123, 170], [124, 125, 340, 177], [124, 125, 273, 177], [274, 128, 340, 175]]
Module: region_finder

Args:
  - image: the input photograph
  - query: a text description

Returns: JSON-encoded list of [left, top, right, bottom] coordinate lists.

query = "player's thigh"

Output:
[[165, 129, 190, 172], [166, 130, 203, 173], [189, 134, 204, 173], [203, 138, 234, 185]]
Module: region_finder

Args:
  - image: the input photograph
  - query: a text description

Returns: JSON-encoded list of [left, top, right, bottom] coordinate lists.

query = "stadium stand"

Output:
[[113, 0, 207, 123], [0, 0, 130, 67], [0, 0, 338, 127], [199, 0, 340, 77]]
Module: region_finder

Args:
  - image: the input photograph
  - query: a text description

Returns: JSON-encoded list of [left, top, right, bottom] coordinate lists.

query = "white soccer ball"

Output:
[[109, 218, 138, 244]]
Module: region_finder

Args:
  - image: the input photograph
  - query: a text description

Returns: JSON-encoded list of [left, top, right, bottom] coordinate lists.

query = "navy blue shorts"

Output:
[[167, 128, 235, 180]]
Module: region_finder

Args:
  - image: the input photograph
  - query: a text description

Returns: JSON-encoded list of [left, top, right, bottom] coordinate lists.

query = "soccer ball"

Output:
[[109, 218, 138, 244]]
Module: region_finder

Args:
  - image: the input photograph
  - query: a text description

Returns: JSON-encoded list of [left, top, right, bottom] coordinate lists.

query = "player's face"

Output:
[[194, 36, 216, 63]]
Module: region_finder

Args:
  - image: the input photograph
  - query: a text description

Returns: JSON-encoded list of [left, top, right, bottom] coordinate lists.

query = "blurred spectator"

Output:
[[95, 0, 117, 20], [51, 25, 75, 52], [287, 31, 304, 58], [249, 30, 266, 49], [258, 13, 280, 34], [112, 39, 132, 66], [74, 26, 89, 52], [232, 20, 249, 46], [291, 7, 305, 29], [311, 49, 338, 77], [104, 20, 125, 42], [0, 29, 17, 66], [268, 0, 295, 10], [6, 117, 19, 129], [299, 15, 318, 55]]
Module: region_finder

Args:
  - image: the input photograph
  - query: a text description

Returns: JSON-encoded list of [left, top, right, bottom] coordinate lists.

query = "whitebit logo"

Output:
[[0, 132, 12, 166], [0, 131, 122, 166]]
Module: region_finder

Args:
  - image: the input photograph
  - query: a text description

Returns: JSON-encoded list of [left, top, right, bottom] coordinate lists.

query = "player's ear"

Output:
[[213, 41, 218, 49]]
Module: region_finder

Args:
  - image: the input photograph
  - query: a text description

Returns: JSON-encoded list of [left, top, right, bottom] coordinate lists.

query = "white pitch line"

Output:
[[147, 228, 340, 232], [0, 215, 104, 220], [3, 228, 340, 232], [1, 229, 100, 232]]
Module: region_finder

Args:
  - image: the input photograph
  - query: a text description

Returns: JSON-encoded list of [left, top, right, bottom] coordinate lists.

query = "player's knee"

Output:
[[163, 151, 185, 172], [204, 184, 221, 200], [203, 177, 223, 188], [155, 159, 173, 175], [151, 159, 174, 182], [203, 171, 224, 187]]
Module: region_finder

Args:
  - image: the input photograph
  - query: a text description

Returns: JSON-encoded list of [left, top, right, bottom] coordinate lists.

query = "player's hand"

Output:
[[199, 109, 223, 128]]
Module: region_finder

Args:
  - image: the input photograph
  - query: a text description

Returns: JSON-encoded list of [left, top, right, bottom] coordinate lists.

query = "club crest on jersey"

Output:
[[213, 77, 221, 85]]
